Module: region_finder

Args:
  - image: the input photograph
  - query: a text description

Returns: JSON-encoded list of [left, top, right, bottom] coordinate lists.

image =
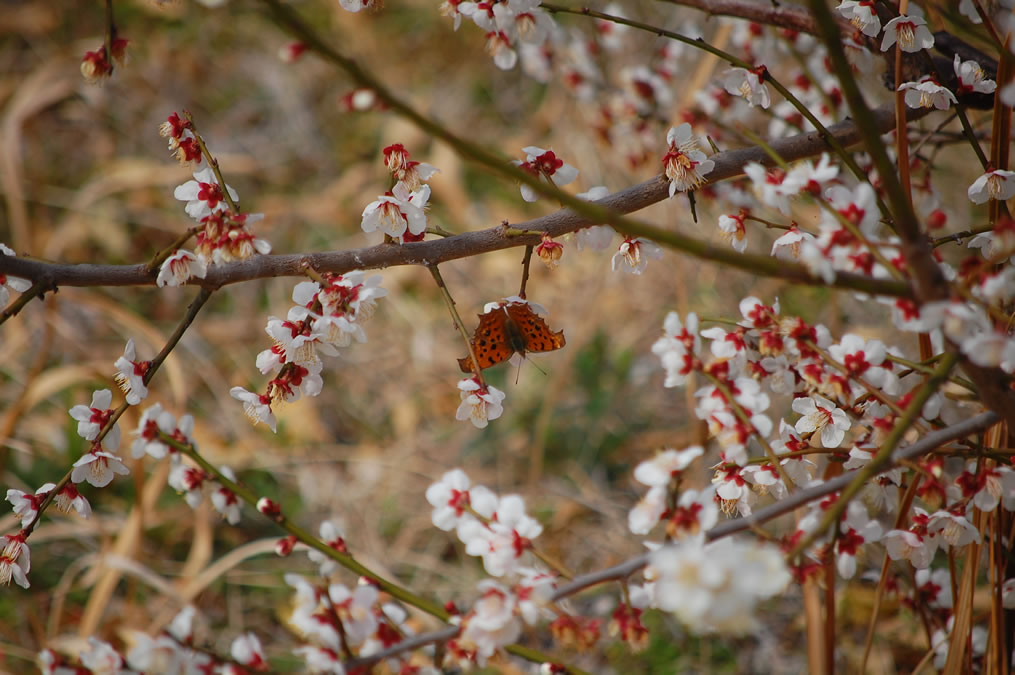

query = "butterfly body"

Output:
[[458, 302, 566, 372]]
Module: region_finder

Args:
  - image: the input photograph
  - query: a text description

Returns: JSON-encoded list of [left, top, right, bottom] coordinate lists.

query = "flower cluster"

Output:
[[513, 146, 579, 202], [80, 38, 128, 83], [39, 606, 268, 673], [634, 288, 1015, 650], [649, 536, 791, 634], [287, 573, 417, 672], [425, 470, 562, 663], [154, 112, 272, 287], [361, 143, 437, 242], [441, 0, 557, 71], [661, 123, 715, 197], [231, 271, 387, 432]]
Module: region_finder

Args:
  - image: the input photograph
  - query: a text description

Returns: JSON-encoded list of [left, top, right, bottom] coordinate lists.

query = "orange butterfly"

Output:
[[458, 301, 566, 372]]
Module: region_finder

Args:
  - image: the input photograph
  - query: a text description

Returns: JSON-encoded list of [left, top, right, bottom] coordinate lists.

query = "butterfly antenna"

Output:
[[526, 358, 547, 377]]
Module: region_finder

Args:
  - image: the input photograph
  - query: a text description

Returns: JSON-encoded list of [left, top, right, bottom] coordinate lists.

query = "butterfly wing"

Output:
[[457, 309, 516, 372], [504, 303, 566, 355]]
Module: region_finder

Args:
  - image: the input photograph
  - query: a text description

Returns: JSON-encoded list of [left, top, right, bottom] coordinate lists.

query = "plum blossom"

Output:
[[883, 509, 937, 568], [456, 377, 506, 428], [493, 0, 555, 45], [717, 212, 748, 252], [230, 387, 278, 432], [915, 567, 953, 609], [634, 446, 704, 486], [514, 146, 578, 202], [959, 0, 982, 23], [460, 494, 543, 576], [661, 123, 714, 196], [955, 461, 1015, 512], [628, 446, 705, 534], [954, 55, 996, 95], [881, 15, 934, 52], [612, 237, 663, 275], [7, 489, 44, 529], [382, 143, 439, 192], [712, 465, 756, 516], [329, 583, 380, 645], [426, 469, 474, 530], [0, 532, 30, 588], [210, 466, 241, 524], [193, 211, 270, 265], [157, 249, 207, 287], [650, 536, 791, 634], [360, 182, 430, 239], [827, 334, 899, 396], [898, 79, 957, 110], [79, 638, 125, 673], [230, 633, 267, 670], [651, 311, 700, 387], [8, 483, 91, 528], [771, 226, 814, 258], [68, 389, 121, 448], [793, 395, 851, 448], [130, 403, 177, 459], [666, 487, 719, 539], [836, 1, 880, 37], [71, 447, 130, 488], [339, 0, 374, 12], [968, 168, 1015, 204], [307, 520, 347, 576], [927, 509, 980, 548], [723, 67, 771, 108], [168, 605, 197, 643], [834, 501, 883, 579], [460, 581, 522, 663], [173, 167, 239, 221], [114, 339, 149, 405]]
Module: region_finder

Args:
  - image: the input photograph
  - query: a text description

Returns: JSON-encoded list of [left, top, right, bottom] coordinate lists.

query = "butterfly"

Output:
[[458, 301, 566, 372]]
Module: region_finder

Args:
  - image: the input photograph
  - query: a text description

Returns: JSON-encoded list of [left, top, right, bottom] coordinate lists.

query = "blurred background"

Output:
[[0, 0, 979, 672]]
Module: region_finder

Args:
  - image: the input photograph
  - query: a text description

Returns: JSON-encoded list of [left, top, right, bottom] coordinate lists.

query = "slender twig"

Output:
[[518, 245, 534, 299], [429, 265, 485, 387], [0, 277, 55, 326], [20, 288, 215, 537], [167, 434, 450, 618], [342, 625, 460, 671], [182, 112, 241, 215]]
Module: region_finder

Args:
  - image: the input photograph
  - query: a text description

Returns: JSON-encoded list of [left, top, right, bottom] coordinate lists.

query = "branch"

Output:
[[342, 625, 460, 672], [548, 411, 1000, 601], [655, 0, 826, 35], [0, 104, 915, 300]]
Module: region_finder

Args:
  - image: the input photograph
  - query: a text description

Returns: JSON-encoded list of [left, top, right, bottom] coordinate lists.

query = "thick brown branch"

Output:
[[0, 104, 914, 299], [656, 0, 826, 35]]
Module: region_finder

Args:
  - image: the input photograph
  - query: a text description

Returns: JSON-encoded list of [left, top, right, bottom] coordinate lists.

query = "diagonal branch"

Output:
[[0, 104, 915, 300]]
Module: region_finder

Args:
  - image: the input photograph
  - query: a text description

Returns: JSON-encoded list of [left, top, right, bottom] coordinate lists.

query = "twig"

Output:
[[429, 265, 485, 386], [342, 625, 460, 671]]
